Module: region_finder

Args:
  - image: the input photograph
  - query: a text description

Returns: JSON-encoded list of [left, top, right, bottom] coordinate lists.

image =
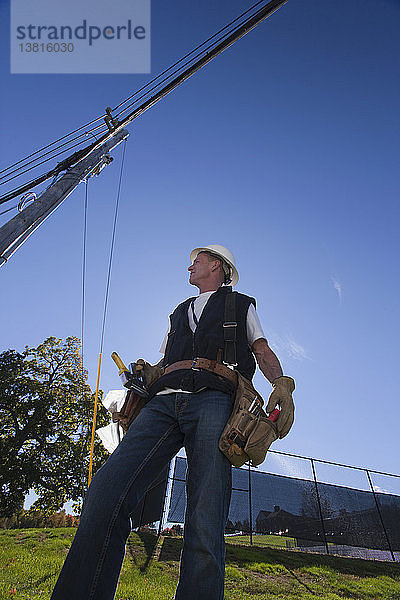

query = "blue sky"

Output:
[[1, 0, 400, 499]]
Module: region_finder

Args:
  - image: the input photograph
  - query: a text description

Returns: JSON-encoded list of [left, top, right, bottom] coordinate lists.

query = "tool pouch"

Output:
[[111, 363, 163, 433], [112, 390, 148, 433], [141, 362, 163, 387], [219, 372, 278, 467]]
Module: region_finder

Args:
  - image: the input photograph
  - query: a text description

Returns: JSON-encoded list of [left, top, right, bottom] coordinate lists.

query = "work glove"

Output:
[[266, 376, 295, 438], [131, 359, 163, 387]]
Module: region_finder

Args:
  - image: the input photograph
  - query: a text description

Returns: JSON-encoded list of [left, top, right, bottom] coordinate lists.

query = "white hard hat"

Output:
[[190, 244, 239, 286]]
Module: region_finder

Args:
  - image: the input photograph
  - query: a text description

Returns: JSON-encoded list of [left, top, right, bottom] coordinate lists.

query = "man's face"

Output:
[[188, 252, 214, 287]]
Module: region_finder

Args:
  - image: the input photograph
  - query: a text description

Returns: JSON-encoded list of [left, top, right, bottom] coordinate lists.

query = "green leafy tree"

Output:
[[0, 336, 109, 517]]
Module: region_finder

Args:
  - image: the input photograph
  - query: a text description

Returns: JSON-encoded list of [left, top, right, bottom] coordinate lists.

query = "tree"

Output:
[[0, 336, 109, 517]]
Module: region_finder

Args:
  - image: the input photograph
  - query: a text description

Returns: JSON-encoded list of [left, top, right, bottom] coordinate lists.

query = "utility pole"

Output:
[[0, 0, 288, 206], [0, 129, 129, 266], [0, 0, 290, 263]]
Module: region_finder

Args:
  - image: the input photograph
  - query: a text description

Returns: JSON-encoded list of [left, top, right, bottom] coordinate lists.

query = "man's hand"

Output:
[[251, 339, 295, 438], [131, 359, 163, 387], [266, 376, 295, 438]]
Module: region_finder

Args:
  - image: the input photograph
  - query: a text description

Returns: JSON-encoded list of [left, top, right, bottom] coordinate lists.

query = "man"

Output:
[[51, 244, 294, 600]]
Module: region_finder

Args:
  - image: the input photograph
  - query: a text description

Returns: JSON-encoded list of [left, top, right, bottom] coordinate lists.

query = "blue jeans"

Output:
[[51, 390, 233, 600]]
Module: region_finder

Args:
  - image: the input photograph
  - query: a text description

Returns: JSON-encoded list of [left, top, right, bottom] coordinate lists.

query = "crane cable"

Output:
[[87, 138, 127, 486]]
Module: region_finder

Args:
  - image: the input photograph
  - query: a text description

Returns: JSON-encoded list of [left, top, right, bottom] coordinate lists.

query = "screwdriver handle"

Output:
[[111, 352, 128, 375]]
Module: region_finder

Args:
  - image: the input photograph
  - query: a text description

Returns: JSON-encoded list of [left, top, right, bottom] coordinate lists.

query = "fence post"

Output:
[[158, 458, 175, 536], [311, 459, 329, 555], [366, 469, 396, 562], [248, 462, 253, 545], [137, 491, 147, 530]]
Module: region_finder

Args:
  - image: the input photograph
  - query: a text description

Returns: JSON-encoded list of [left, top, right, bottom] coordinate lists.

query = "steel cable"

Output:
[[0, 127, 107, 187], [87, 138, 127, 485], [79, 177, 90, 496], [0, 0, 267, 189], [0, 124, 108, 185], [0, 117, 107, 179], [1, 0, 285, 205], [113, 0, 266, 116]]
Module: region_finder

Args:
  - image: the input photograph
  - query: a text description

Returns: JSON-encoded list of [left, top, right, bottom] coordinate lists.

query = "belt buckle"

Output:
[[222, 361, 237, 370], [191, 357, 200, 371]]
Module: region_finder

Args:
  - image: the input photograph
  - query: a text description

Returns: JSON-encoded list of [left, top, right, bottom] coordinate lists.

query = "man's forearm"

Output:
[[252, 338, 283, 383]]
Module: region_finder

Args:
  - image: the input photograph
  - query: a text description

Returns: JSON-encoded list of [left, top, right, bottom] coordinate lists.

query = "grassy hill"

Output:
[[1, 528, 399, 599]]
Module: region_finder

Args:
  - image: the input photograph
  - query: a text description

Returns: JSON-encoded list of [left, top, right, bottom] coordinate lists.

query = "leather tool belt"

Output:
[[219, 371, 278, 468], [164, 359, 278, 467], [164, 358, 237, 386], [112, 391, 148, 434]]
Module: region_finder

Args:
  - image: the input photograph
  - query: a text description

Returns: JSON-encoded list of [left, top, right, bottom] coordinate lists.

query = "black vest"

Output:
[[149, 287, 256, 396]]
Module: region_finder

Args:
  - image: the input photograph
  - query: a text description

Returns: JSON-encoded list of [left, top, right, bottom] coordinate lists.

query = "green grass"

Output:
[[1, 528, 400, 599], [0, 528, 72, 599], [225, 534, 297, 548]]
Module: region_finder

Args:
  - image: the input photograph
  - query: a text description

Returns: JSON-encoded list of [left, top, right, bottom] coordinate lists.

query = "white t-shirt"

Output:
[[157, 291, 266, 394]]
